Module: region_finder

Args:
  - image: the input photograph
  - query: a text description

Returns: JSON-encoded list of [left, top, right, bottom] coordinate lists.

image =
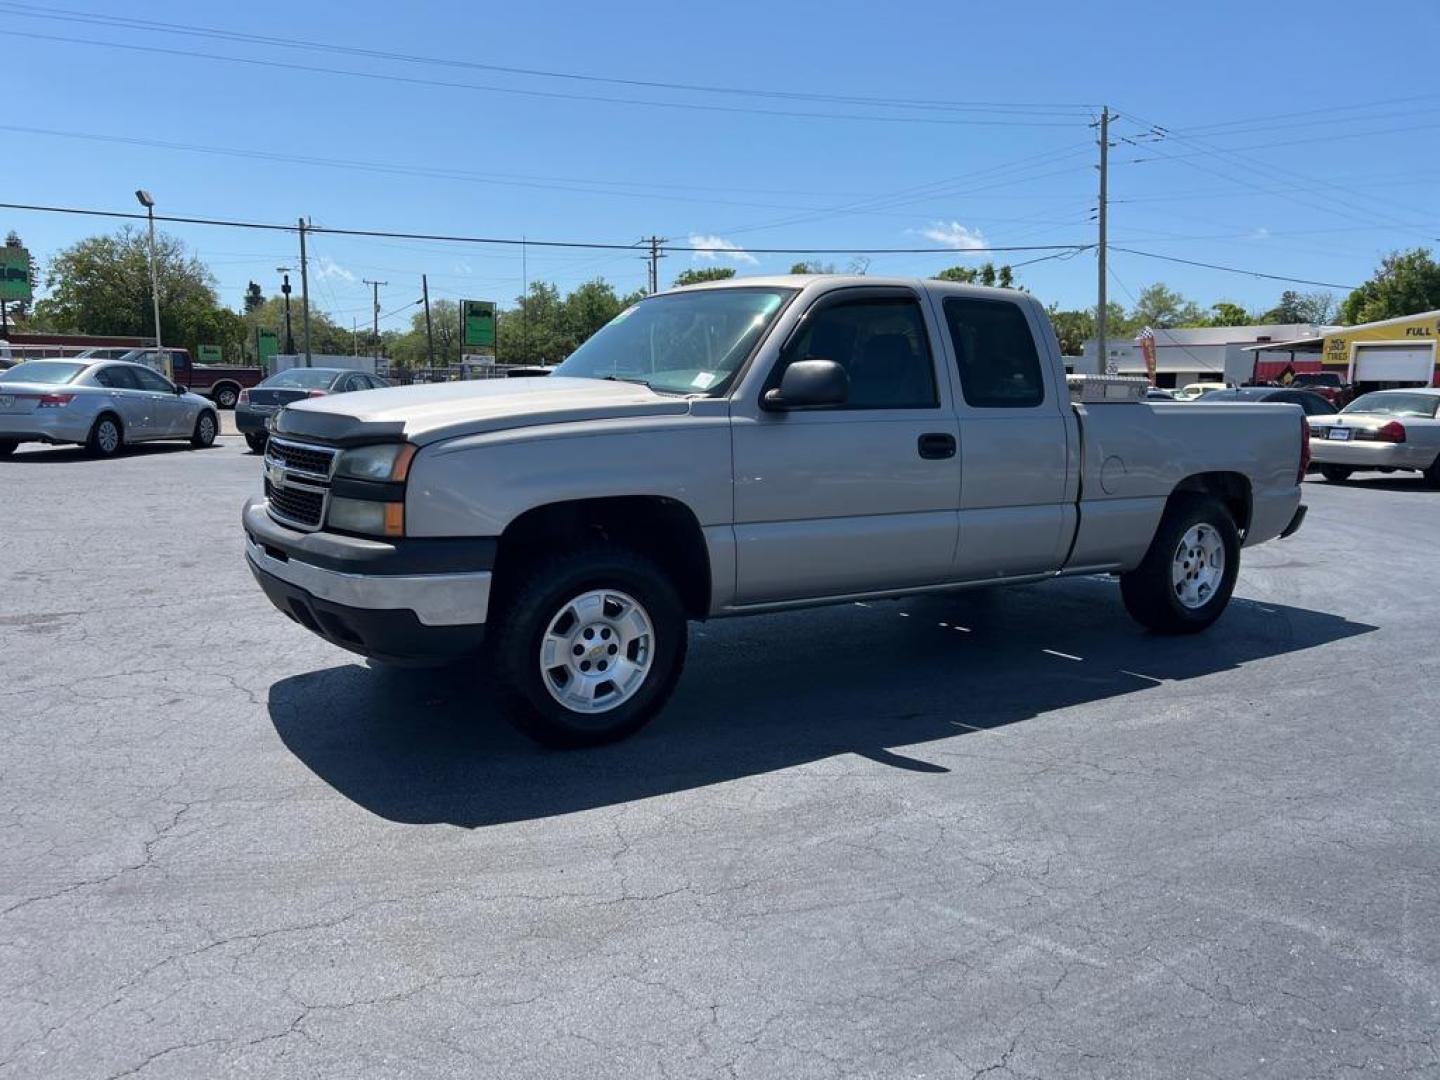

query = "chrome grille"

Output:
[[265, 438, 337, 480], [265, 478, 326, 529]]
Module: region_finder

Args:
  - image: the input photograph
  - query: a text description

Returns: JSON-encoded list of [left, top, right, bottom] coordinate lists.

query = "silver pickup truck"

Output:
[[243, 276, 1308, 746]]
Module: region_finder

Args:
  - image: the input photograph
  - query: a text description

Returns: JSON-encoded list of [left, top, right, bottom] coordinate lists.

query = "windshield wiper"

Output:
[[598, 374, 652, 386]]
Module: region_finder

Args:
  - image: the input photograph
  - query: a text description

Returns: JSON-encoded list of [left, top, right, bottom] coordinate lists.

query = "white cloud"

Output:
[[1249, 226, 1271, 241], [688, 233, 758, 265], [315, 256, 355, 282], [917, 220, 988, 250]]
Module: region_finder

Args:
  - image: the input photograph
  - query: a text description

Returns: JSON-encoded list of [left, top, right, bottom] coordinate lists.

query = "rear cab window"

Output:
[[941, 296, 1046, 408]]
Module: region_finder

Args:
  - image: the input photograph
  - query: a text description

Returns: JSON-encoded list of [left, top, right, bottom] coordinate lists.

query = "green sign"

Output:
[[256, 328, 279, 365], [0, 246, 32, 303], [462, 299, 496, 349], [198, 344, 223, 364]]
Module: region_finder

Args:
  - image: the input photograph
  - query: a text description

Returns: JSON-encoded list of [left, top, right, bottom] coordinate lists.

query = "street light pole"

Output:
[[276, 266, 294, 354], [135, 190, 162, 355]]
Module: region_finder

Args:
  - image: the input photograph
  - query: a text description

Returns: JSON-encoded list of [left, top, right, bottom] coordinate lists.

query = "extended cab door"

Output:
[[730, 286, 961, 604], [933, 292, 1076, 579]]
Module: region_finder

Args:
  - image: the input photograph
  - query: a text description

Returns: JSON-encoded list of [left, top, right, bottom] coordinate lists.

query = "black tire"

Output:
[[244, 431, 268, 455], [86, 414, 124, 458], [489, 544, 687, 748], [190, 411, 217, 449], [1424, 455, 1440, 489], [0, 440, 16, 458], [1120, 494, 1240, 635], [1319, 464, 1353, 483], [213, 384, 239, 409]]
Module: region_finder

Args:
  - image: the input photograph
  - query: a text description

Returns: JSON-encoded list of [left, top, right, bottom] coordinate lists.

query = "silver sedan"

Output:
[[1308, 388, 1440, 485], [0, 359, 219, 458]]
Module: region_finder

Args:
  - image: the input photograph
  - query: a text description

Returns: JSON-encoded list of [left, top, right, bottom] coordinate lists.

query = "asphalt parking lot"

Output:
[[2, 438, 1437, 1080]]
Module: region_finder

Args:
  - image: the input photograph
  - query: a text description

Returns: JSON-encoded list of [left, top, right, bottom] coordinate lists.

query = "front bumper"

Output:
[[242, 496, 493, 662], [1309, 438, 1434, 470]]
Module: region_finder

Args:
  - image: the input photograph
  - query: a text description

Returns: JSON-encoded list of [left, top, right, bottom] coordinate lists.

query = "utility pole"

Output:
[[520, 238, 528, 365], [1, 300, 7, 338], [643, 235, 668, 293], [421, 274, 435, 367], [363, 279, 387, 362], [352, 319, 358, 356], [276, 266, 295, 354], [297, 218, 313, 367], [1095, 106, 1111, 373]]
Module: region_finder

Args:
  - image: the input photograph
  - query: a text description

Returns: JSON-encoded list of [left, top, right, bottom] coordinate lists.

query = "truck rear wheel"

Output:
[[0, 440, 16, 458], [1319, 465, 1352, 483], [1120, 494, 1239, 635], [489, 545, 687, 748], [245, 432, 268, 455], [214, 384, 239, 409]]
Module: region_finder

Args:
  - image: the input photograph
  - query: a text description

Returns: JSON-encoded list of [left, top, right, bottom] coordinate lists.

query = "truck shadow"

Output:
[[269, 576, 1375, 828]]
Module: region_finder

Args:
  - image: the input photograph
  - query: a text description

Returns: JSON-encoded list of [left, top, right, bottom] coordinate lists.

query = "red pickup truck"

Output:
[[126, 348, 264, 409]]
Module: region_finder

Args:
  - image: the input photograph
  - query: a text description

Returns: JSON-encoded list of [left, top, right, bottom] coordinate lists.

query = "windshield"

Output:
[[0, 361, 88, 385], [1294, 372, 1341, 387], [1342, 392, 1440, 418], [263, 368, 340, 389], [554, 287, 794, 394]]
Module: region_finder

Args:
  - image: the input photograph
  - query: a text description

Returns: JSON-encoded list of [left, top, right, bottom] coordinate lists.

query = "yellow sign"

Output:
[[1321, 311, 1440, 368]]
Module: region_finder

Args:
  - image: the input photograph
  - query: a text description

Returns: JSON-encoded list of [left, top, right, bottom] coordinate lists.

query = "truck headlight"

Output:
[[327, 496, 404, 538], [335, 443, 416, 482]]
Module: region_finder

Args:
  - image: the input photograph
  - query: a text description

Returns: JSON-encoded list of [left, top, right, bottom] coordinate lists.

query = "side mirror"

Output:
[[762, 359, 848, 411], [173, 384, 186, 395]]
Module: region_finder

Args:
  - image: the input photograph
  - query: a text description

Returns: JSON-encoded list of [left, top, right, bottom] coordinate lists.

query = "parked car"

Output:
[[0, 359, 218, 457], [243, 276, 1308, 748], [1196, 386, 1336, 416], [1145, 387, 1176, 401], [1288, 371, 1347, 406], [121, 348, 264, 410], [237, 368, 390, 454], [1308, 388, 1440, 485], [1174, 381, 1226, 401]]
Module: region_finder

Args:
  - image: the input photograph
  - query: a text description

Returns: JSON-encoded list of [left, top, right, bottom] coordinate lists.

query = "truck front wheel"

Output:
[[1120, 494, 1239, 635], [490, 545, 688, 748], [214, 384, 239, 409]]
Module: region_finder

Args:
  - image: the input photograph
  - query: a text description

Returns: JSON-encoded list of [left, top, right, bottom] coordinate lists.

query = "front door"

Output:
[[731, 287, 961, 605], [130, 364, 188, 436]]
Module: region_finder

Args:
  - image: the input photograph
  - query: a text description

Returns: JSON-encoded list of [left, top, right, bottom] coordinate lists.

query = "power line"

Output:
[[1111, 247, 1359, 290], [6, 29, 1085, 129], [0, 201, 1092, 255], [0, 2, 1097, 117]]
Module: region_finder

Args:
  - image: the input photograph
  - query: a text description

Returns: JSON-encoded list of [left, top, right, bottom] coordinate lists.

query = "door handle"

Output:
[[917, 432, 956, 459]]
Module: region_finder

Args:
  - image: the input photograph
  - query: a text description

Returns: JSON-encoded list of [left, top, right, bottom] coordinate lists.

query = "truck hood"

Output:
[[271, 375, 692, 445]]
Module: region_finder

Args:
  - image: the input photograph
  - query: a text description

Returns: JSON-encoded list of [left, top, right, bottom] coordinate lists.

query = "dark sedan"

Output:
[[236, 368, 390, 453], [1195, 386, 1336, 417]]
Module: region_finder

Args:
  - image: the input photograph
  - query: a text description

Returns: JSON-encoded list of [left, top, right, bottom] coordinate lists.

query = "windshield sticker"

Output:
[[691, 372, 718, 389]]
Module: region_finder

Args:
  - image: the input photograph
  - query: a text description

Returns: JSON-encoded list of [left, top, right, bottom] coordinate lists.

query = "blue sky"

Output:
[[6, 0, 1438, 332]]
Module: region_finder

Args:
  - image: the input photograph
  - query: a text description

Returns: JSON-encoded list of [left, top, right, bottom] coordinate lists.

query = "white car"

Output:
[[0, 359, 219, 457], [1308, 388, 1440, 486], [1174, 381, 1226, 401]]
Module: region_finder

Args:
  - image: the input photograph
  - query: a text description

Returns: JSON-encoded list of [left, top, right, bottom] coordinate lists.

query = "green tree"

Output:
[[243, 281, 265, 314], [563, 278, 625, 344], [789, 261, 837, 274], [497, 281, 569, 365], [385, 298, 462, 368], [33, 227, 233, 356], [243, 295, 353, 360], [1131, 283, 1202, 329], [933, 262, 1015, 288], [1339, 249, 1440, 324], [1046, 305, 1093, 356], [1203, 302, 1254, 327], [674, 267, 736, 287]]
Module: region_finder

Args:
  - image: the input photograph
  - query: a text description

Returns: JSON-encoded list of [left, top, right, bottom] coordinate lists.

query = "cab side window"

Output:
[[778, 296, 937, 409], [943, 297, 1045, 408]]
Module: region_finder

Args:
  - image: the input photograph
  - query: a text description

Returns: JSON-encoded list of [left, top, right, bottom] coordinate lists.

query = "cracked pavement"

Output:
[[2, 439, 1438, 1079]]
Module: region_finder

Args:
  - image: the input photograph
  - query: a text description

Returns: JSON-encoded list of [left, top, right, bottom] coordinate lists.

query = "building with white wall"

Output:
[[1077, 324, 1319, 388]]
